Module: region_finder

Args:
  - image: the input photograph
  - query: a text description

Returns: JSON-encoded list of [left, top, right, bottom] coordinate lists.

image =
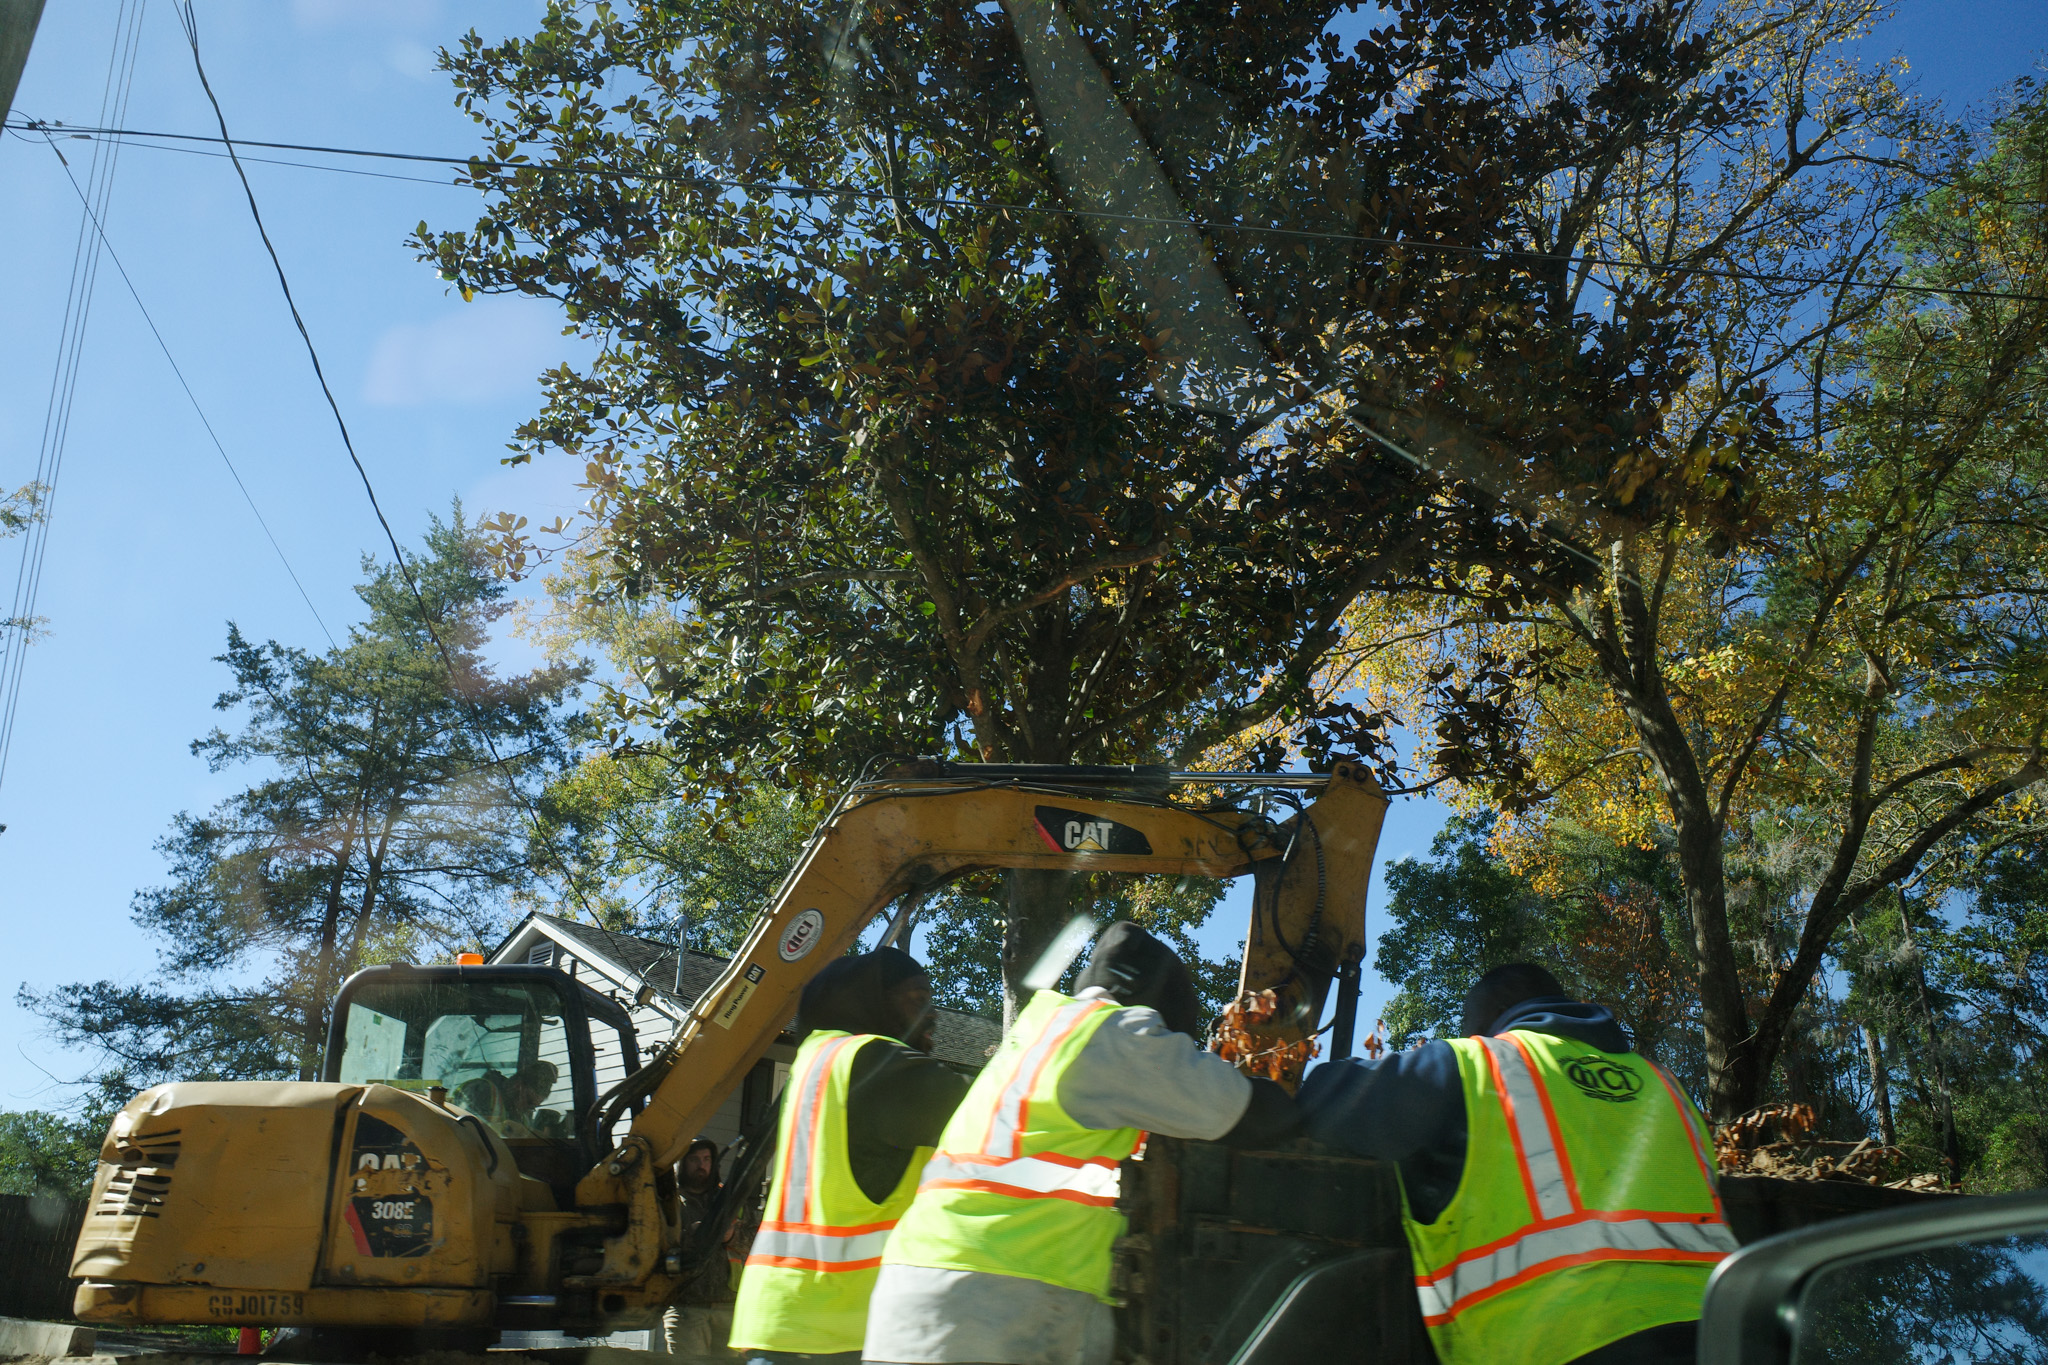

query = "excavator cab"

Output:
[[322, 963, 641, 1207]]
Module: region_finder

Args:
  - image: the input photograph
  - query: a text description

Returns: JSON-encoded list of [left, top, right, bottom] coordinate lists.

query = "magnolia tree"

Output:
[[426, 0, 1782, 1014]]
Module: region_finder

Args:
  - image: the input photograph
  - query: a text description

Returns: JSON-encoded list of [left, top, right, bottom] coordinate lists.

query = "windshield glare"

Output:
[[335, 979, 578, 1142]]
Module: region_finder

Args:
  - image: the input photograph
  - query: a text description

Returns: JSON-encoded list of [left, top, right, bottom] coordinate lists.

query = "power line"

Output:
[[20, 122, 2038, 382], [172, 1, 596, 922], [8, 115, 2048, 309], [0, 2, 149, 803], [30, 126, 336, 649], [3, 123, 470, 187]]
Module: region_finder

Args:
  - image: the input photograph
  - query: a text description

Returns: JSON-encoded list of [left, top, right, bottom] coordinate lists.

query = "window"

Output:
[[335, 978, 579, 1142]]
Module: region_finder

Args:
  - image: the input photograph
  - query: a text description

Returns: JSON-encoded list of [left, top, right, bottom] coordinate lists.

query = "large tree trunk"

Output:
[[1000, 868, 1081, 1028], [1863, 1025, 1896, 1147], [1667, 801, 1756, 1121], [1584, 576, 1754, 1121]]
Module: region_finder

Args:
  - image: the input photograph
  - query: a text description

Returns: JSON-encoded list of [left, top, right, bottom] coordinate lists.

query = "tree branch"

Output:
[[1751, 747, 2048, 1073], [706, 567, 917, 608], [961, 543, 1169, 654]]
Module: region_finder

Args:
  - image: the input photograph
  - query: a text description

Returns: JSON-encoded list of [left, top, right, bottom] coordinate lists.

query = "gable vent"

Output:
[[527, 943, 554, 966]]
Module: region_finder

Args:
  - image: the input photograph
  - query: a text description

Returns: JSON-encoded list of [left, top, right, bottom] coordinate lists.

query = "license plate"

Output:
[[206, 1292, 306, 1319]]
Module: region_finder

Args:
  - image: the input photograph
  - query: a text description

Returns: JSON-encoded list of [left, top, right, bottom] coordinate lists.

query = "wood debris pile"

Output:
[[1213, 989, 1319, 1081], [1714, 1102, 1949, 1191]]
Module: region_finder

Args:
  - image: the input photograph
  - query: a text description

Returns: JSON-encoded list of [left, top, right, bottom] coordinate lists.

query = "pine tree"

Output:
[[25, 513, 584, 1085]]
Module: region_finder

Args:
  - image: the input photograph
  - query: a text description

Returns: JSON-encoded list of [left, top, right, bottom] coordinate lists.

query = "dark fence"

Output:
[[0, 1194, 87, 1321]]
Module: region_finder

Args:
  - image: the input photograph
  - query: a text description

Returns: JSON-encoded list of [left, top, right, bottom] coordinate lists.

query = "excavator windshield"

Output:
[[328, 974, 579, 1142]]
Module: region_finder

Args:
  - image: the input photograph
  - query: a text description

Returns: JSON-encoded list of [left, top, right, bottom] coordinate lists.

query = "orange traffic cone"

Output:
[[237, 1328, 262, 1354]]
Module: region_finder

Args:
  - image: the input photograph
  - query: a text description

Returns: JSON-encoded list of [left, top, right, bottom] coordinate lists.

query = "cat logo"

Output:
[[356, 1152, 419, 1171], [1065, 820, 1115, 852], [1033, 806, 1153, 856]]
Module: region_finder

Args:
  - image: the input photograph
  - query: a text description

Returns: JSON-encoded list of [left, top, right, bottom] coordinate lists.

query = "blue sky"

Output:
[[1, 2, 2044, 1113]]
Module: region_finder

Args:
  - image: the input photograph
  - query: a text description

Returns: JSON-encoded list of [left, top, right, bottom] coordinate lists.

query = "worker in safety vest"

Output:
[[864, 922, 1298, 1365], [1298, 962, 1738, 1365], [731, 949, 969, 1365]]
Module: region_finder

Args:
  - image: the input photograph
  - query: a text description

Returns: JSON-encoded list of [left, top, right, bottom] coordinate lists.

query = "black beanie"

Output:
[[868, 946, 927, 995], [799, 948, 929, 1039], [1458, 962, 1567, 1037], [1074, 921, 1202, 1038]]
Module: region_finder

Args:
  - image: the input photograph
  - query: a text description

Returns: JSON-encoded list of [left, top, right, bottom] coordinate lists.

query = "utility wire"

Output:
[[39, 100, 2035, 607], [19, 131, 2037, 391], [172, 1, 597, 922], [32, 127, 336, 649], [4, 124, 469, 187], [0, 3, 149, 802], [9, 115, 2048, 309], [29, 122, 2043, 381], [20, 118, 2045, 387]]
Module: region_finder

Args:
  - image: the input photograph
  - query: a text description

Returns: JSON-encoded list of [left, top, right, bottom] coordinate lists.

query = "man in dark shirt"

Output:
[[1298, 964, 1732, 1365], [731, 948, 969, 1364], [834, 949, 972, 1204], [666, 1138, 734, 1360]]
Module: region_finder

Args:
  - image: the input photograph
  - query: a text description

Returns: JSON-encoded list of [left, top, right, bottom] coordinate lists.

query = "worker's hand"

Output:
[[1220, 1077, 1301, 1148]]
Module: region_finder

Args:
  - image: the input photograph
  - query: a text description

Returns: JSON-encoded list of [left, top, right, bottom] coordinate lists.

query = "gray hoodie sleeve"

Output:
[[1052, 990, 1252, 1139]]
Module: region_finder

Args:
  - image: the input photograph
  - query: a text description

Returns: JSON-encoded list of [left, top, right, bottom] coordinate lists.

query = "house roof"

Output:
[[515, 912, 1000, 1071]]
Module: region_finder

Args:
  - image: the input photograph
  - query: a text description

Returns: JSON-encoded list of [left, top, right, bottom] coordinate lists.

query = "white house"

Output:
[[487, 912, 1001, 1150]]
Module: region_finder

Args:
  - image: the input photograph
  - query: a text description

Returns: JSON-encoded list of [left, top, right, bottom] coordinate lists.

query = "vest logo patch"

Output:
[[1564, 1055, 1643, 1103]]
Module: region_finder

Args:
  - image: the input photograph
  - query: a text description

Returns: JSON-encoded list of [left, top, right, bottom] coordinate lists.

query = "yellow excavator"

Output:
[[69, 761, 1389, 1357]]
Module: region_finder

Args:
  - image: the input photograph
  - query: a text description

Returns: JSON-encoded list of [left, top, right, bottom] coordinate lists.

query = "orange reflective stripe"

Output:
[[748, 1221, 898, 1269], [974, 998, 1108, 1157], [800, 1042, 832, 1222], [773, 1034, 860, 1226], [916, 1178, 1119, 1209], [1432, 1206, 1733, 1272], [747, 1254, 886, 1273], [1475, 1039, 1539, 1218], [1413, 1214, 1737, 1324], [1419, 1245, 1731, 1326], [1013, 1001, 1105, 1153], [758, 1218, 903, 1237], [917, 1151, 1122, 1207]]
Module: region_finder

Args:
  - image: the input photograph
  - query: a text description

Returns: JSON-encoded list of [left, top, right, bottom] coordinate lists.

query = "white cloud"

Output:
[[362, 298, 574, 407], [387, 39, 439, 81]]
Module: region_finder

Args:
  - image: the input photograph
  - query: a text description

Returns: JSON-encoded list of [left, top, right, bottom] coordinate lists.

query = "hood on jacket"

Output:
[[1074, 921, 1202, 1038], [1487, 995, 1632, 1053]]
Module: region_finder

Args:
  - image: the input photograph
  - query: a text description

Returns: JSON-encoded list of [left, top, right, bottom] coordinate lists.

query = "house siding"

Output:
[[490, 921, 789, 1157], [489, 912, 999, 1161]]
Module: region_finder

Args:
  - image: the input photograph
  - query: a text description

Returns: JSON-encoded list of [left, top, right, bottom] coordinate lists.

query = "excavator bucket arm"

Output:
[[617, 760, 1388, 1173]]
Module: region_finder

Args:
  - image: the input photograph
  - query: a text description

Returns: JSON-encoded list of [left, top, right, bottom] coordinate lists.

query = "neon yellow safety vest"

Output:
[[729, 1030, 928, 1356], [1405, 1030, 1740, 1365], [883, 990, 1139, 1302]]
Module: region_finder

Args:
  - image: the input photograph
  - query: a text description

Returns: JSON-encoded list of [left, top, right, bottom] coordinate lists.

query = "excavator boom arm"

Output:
[[623, 762, 1387, 1170]]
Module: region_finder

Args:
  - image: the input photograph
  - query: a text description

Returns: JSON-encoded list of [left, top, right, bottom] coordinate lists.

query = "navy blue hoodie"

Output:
[[1296, 996, 1631, 1224]]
